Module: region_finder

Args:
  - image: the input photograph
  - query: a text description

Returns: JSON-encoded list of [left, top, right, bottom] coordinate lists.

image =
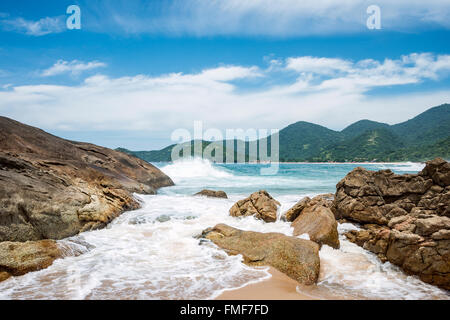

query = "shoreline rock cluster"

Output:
[[334, 158, 450, 290], [0, 116, 173, 281], [201, 190, 341, 286], [201, 158, 449, 291]]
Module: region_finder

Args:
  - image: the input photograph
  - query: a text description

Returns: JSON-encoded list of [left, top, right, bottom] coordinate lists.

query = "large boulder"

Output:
[[0, 240, 84, 281], [283, 194, 339, 249], [0, 116, 174, 242], [336, 158, 450, 290], [194, 189, 228, 199], [202, 224, 320, 285], [229, 190, 280, 223], [291, 204, 340, 249]]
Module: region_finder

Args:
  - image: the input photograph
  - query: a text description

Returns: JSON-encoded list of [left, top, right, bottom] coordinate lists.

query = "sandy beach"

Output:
[[216, 267, 344, 300]]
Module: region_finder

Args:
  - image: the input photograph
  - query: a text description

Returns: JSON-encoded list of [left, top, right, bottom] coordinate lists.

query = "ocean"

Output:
[[0, 159, 448, 300]]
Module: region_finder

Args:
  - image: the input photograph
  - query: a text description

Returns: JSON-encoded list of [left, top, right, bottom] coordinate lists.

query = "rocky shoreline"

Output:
[[199, 158, 449, 291], [335, 158, 450, 290], [0, 117, 173, 281]]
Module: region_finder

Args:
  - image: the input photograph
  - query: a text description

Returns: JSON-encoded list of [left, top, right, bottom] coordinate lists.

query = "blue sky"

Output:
[[0, 0, 449, 150]]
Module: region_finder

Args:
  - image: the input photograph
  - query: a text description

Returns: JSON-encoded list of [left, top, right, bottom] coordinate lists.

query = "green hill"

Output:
[[311, 128, 405, 162], [278, 121, 342, 162], [117, 103, 450, 163], [391, 104, 450, 147], [341, 120, 391, 139], [381, 136, 450, 162]]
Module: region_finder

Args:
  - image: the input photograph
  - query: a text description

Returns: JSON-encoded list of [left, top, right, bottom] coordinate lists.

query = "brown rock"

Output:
[[284, 197, 311, 222], [0, 116, 174, 242], [345, 229, 372, 247], [0, 240, 64, 281], [283, 193, 334, 222], [229, 190, 280, 223], [194, 189, 228, 199], [335, 158, 450, 290], [291, 204, 340, 249], [202, 224, 320, 285], [420, 157, 450, 187], [0, 272, 10, 282], [415, 216, 450, 236]]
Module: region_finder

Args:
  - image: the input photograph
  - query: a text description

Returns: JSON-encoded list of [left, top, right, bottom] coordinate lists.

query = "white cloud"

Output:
[[42, 60, 107, 77], [85, 0, 450, 36], [0, 54, 449, 142], [1, 16, 65, 36], [283, 53, 450, 94], [286, 57, 353, 75]]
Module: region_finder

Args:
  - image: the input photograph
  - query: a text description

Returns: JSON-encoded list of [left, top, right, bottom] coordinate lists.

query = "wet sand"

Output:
[[216, 267, 343, 300]]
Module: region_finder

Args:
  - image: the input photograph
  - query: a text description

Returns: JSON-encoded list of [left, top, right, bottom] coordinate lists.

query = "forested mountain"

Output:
[[118, 104, 450, 162]]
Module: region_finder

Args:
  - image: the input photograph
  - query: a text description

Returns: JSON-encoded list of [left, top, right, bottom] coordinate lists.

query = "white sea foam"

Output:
[[0, 194, 291, 300], [315, 225, 449, 300], [160, 158, 233, 182], [377, 162, 426, 172]]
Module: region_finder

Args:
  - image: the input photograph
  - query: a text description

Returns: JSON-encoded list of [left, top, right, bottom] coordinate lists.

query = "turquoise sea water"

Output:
[[156, 160, 425, 196]]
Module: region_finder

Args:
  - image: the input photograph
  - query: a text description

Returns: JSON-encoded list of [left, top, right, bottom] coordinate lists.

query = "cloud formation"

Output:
[[42, 60, 107, 77], [0, 54, 449, 146], [285, 53, 450, 94], [84, 0, 450, 36], [1, 16, 65, 36], [1, 1, 449, 37]]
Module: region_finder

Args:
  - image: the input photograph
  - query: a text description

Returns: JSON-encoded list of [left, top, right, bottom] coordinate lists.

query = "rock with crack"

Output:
[[201, 224, 320, 285], [336, 158, 450, 290], [229, 190, 280, 223]]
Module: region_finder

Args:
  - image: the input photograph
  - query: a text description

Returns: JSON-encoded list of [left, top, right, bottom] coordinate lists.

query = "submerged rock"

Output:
[[336, 158, 450, 290], [202, 224, 320, 285], [0, 116, 174, 242], [156, 215, 172, 223], [194, 189, 228, 199], [229, 190, 280, 222]]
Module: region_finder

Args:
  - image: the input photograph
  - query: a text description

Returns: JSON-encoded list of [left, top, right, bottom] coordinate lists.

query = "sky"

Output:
[[0, 0, 449, 150]]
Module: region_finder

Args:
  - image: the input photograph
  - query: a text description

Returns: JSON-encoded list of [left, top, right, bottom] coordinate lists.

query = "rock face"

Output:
[[335, 158, 450, 289], [283, 193, 334, 222], [194, 189, 228, 199], [0, 117, 174, 242], [202, 224, 320, 285], [0, 240, 64, 280], [284, 194, 340, 249], [229, 190, 280, 222]]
